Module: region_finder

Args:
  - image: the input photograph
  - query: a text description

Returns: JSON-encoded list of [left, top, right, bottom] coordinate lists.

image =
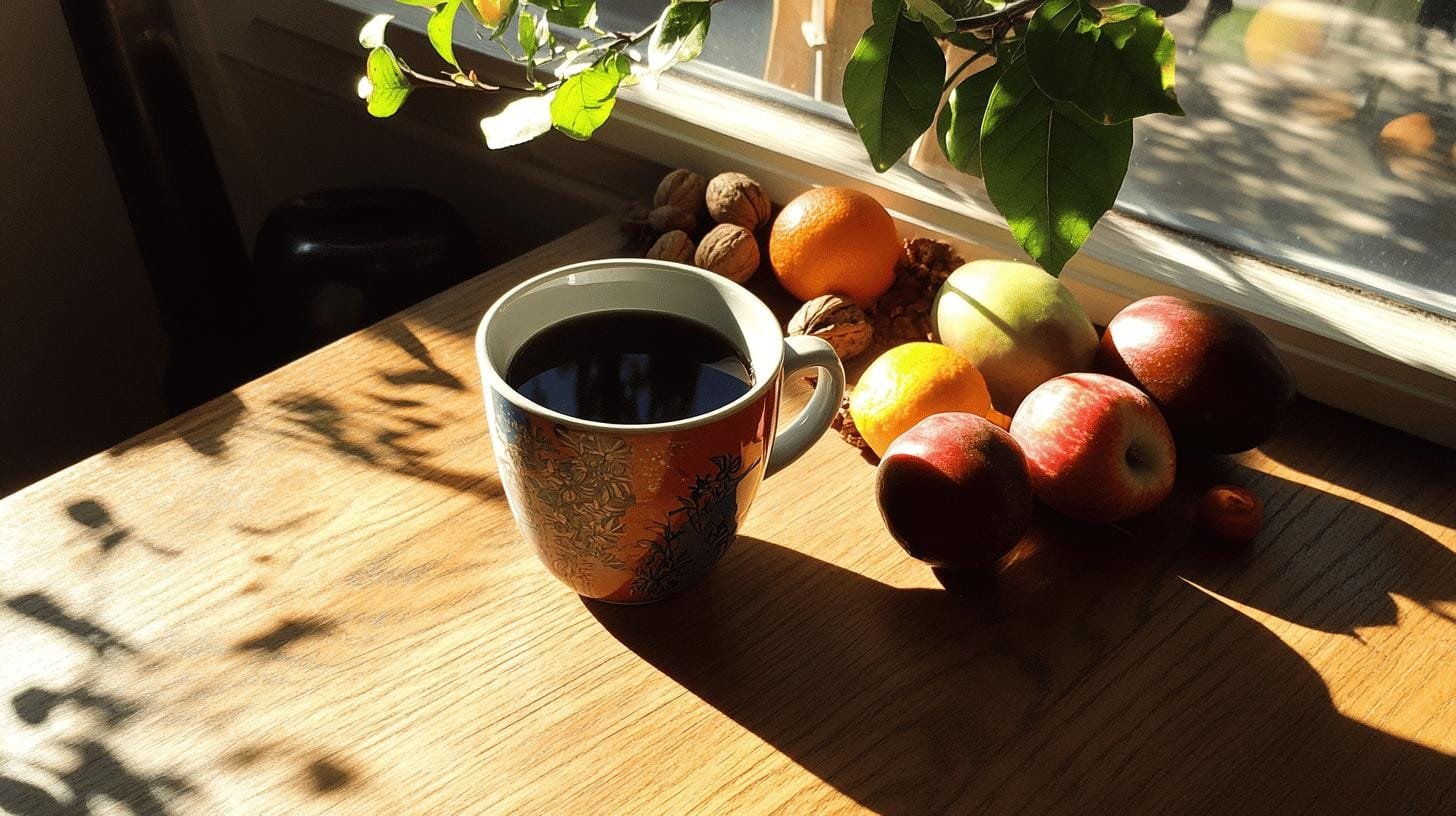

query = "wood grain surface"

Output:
[[2, 215, 1454, 815]]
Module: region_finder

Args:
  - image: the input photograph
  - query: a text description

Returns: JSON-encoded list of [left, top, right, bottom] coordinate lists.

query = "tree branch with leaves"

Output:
[[359, 0, 1182, 275]]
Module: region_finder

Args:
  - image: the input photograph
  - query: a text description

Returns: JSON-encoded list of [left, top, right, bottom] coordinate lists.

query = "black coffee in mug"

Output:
[[505, 310, 753, 424]]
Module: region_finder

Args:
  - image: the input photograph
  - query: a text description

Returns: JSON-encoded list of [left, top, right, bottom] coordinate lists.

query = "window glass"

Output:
[[601, 0, 1456, 319]]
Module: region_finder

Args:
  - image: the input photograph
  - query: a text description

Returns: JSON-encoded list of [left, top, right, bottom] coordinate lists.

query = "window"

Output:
[[212, 0, 1455, 446], [599, 0, 1456, 320]]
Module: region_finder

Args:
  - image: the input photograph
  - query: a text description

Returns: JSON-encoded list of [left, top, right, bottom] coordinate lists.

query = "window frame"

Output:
[[211, 0, 1456, 447]]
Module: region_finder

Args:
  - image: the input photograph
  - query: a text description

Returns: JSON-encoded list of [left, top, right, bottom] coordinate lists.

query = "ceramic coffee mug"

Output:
[[476, 259, 845, 603]]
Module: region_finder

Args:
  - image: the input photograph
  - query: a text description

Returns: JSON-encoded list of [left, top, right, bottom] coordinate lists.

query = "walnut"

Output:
[[645, 230, 695, 264], [706, 172, 771, 231], [867, 237, 965, 350], [648, 204, 697, 235], [620, 200, 655, 251], [624, 200, 651, 221], [787, 295, 874, 361], [654, 168, 709, 211], [694, 223, 760, 283]]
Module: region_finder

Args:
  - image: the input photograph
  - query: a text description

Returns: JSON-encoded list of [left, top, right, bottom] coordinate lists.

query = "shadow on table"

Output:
[[1252, 400, 1456, 529], [271, 389, 500, 502], [110, 391, 250, 461], [1176, 454, 1456, 637], [588, 489, 1456, 813], [2, 589, 192, 816], [3, 589, 362, 814]]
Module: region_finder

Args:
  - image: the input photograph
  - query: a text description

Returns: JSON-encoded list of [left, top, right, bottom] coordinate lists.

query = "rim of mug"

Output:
[[476, 258, 785, 434]]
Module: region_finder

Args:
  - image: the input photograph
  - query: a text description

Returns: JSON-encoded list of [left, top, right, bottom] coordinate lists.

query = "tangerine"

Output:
[[850, 342, 993, 457], [769, 187, 899, 307]]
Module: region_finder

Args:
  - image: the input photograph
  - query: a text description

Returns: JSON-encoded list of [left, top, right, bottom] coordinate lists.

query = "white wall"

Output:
[[0, 3, 169, 495]]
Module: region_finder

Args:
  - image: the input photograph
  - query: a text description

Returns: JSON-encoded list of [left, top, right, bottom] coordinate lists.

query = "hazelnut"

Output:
[[648, 204, 696, 235], [787, 294, 874, 360], [695, 223, 760, 283], [654, 168, 709, 211], [645, 230, 695, 264], [1198, 485, 1263, 543], [706, 172, 771, 231]]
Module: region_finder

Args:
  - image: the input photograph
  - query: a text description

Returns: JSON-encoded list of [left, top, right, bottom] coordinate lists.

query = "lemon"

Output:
[[850, 342, 993, 456]]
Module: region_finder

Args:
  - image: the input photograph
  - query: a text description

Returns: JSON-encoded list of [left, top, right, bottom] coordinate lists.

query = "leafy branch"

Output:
[[953, 0, 1045, 31], [358, 0, 1183, 274]]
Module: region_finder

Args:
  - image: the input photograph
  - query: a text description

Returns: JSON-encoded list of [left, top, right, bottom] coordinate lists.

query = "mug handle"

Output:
[[766, 335, 846, 477]]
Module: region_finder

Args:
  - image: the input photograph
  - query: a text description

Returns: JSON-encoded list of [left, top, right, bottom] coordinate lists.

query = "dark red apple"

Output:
[[1010, 373, 1176, 523], [876, 412, 1033, 569], [1095, 295, 1296, 454]]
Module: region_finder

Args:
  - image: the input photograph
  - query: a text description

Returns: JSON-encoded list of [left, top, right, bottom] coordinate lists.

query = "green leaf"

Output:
[[648, 2, 712, 72], [935, 61, 1002, 176], [842, 14, 946, 173], [364, 46, 411, 118], [494, 0, 521, 38], [870, 0, 901, 23], [940, 0, 992, 15], [550, 51, 630, 139], [946, 31, 991, 50], [394, 0, 439, 6], [546, 0, 596, 29], [979, 55, 1131, 275], [482, 92, 556, 148], [1024, 0, 1181, 124], [427, 0, 463, 68], [903, 0, 955, 35], [358, 14, 392, 48], [518, 8, 540, 58]]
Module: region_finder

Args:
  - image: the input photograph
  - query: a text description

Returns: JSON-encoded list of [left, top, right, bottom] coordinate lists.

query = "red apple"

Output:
[[876, 412, 1033, 569], [1095, 295, 1296, 454], [1010, 373, 1176, 523]]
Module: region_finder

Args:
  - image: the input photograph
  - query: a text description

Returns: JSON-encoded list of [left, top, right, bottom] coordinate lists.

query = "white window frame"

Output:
[[191, 0, 1456, 448]]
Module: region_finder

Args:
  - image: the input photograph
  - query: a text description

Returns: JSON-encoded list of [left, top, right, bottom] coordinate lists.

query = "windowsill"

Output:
[[215, 0, 1456, 447]]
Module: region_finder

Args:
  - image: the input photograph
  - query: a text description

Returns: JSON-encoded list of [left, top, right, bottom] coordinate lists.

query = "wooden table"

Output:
[[3, 215, 1454, 815]]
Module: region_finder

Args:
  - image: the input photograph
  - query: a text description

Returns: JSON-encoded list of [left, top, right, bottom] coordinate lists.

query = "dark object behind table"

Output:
[[250, 189, 484, 369]]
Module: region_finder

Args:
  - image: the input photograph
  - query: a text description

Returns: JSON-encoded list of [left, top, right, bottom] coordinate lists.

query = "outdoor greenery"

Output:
[[358, 0, 1182, 275]]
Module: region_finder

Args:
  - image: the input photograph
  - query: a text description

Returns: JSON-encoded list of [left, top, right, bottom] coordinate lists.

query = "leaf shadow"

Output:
[[110, 392, 249, 460], [373, 322, 464, 391], [65, 498, 179, 557], [271, 393, 500, 501], [4, 593, 137, 657], [231, 617, 337, 655]]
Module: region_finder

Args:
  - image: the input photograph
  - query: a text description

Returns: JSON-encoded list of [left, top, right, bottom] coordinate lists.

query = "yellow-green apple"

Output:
[[876, 412, 1033, 569], [1010, 373, 1176, 523], [1094, 296, 1296, 454], [932, 260, 1099, 412]]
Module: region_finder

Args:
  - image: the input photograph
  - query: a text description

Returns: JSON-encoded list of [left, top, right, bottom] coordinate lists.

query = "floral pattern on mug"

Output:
[[631, 453, 754, 600], [489, 386, 774, 602], [492, 399, 636, 591]]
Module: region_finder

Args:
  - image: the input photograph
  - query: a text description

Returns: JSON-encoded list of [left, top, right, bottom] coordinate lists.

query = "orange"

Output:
[[474, 0, 510, 26], [769, 187, 899, 307], [1378, 113, 1436, 157], [849, 342, 993, 456]]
